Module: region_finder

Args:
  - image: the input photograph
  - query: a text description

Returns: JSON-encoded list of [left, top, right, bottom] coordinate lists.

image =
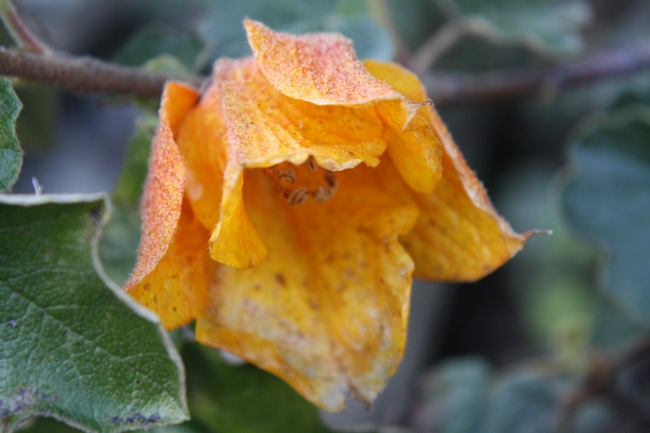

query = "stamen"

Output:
[[324, 171, 338, 189], [313, 186, 334, 202], [264, 157, 339, 205], [265, 165, 296, 183], [285, 187, 309, 205], [306, 156, 318, 172]]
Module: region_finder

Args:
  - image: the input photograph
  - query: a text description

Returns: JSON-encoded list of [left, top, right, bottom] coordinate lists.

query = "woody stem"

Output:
[[0, 46, 204, 96], [0, 44, 650, 105], [421, 43, 650, 107]]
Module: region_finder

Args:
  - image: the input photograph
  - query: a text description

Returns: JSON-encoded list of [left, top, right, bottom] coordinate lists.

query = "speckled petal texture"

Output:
[[123, 20, 534, 412]]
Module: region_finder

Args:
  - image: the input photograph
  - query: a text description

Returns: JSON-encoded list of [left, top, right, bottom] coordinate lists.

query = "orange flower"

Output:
[[123, 20, 536, 411]]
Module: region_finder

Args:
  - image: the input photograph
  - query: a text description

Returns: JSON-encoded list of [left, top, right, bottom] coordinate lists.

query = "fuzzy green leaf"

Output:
[[0, 194, 188, 432], [0, 78, 22, 192]]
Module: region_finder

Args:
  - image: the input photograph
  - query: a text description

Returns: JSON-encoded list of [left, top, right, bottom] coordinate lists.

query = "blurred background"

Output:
[[8, 0, 650, 432]]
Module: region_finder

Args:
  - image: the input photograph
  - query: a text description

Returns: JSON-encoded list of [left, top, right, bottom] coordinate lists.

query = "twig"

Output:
[[0, 46, 204, 96], [423, 44, 650, 107], [0, 38, 649, 106], [553, 336, 650, 430], [0, 0, 51, 53], [410, 20, 471, 73], [367, 0, 412, 66]]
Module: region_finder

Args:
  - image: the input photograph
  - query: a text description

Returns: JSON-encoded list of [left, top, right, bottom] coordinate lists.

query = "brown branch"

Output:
[[3, 0, 51, 54], [1, 40, 650, 105], [0, 46, 204, 96], [410, 20, 472, 73], [553, 336, 650, 430], [423, 44, 650, 107]]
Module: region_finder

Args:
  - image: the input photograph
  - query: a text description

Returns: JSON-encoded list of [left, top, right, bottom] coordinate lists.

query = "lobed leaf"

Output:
[[0, 194, 187, 432]]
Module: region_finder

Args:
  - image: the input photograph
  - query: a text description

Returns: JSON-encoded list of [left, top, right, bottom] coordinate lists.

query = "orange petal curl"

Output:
[[364, 60, 537, 281], [123, 20, 536, 412], [124, 82, 211, 329], [245, 19, 442, 194]]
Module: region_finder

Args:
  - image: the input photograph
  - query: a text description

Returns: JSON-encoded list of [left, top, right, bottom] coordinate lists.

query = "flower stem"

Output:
[[0, 46, 204, 97]]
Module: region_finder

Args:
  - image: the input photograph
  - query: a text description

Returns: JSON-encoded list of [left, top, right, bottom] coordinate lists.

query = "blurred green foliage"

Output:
[[437, 0, 591, 55], [563, 106, 650, 326]]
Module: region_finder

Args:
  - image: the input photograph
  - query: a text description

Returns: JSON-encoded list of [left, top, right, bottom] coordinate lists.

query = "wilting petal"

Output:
[[179, 57, 396, 269], [246, 20, 442, 193], [127, 199, 212, 329], [124, 82, 198, 289], [245, 19, 401, 106], [174, 81, 228, 231], [123, 20, 536, 414], [195, 160, 419, 411], [365, 61, 536, 281], [215, 57, 388, 170], [124, 82, 211, 329], [191, 25, 443, 270]]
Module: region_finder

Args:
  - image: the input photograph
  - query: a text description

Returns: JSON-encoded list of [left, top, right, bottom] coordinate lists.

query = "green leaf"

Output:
[[100, 113, 156, 287], [98, 205, 141, 289], [571, 399, 618, 433], [386, 0, 446, 52], [0, 78, 22, 192], [590, 292, 648, 351], [420, 358, 571, 433], [437, 0, 591, 55], [0, 194, 188, 432], [198, 0, 335, 59], [480, 371, 569, 433], [15, 85, 59, 151], [183, 343, 378, 433], [434, 35, 541, 73], [112, 114, 157, 209], [290, 15, 395, 61], [17, 418, 210, 433], [112, 0, 204, 25], [113, 26, 206, 72], [198, 0, 393, 61], [421, 358, 491, 433], [562, 106, 650, 325]]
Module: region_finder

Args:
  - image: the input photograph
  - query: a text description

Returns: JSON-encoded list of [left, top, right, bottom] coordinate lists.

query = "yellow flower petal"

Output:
[[124, 82, 198, 291], [123, 20, 536, 413], [127, 199, 212, 329], [195, 160, 418, 411], [365, 60, 537, 281], [246, 19, 442, 193], [187, 24, 442, 270], [245, 19, 400, 106], [123, 82, 212, 329], [179, 57, 396, 269]]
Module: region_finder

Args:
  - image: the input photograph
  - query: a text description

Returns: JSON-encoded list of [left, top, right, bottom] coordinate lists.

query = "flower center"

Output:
[[264, 156, 338, 205]]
